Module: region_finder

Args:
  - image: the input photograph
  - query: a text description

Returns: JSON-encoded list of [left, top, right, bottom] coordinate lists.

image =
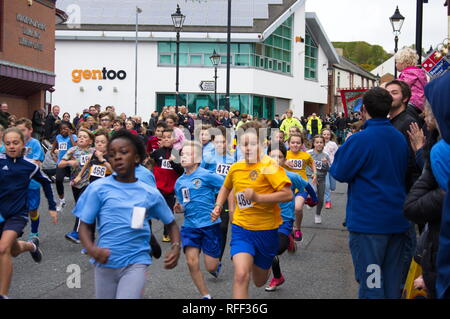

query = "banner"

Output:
[[338, 89, 368, 117]]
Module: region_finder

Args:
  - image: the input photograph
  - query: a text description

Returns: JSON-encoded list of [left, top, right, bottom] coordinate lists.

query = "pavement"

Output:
[[9, 181, 358, 299]]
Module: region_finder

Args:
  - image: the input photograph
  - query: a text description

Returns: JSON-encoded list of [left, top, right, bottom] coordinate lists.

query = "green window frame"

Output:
[[305, 27, 318, 80]]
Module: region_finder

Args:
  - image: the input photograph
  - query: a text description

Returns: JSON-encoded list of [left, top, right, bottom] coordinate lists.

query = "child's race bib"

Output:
[[290, 159, 303, 170], [131, 207, 146, 229], [215, 164, 231, 176], [236, 192, 253, 210], [315, 160, 323, 170], [161, 159, 173, 170], [182, 188, 190, 203], [91, 165, 106, 178], [80, 155, 90, 166], [59, 142, 67, 151]]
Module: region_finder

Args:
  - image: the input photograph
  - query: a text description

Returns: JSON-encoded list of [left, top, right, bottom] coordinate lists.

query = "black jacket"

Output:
[[44, 113, 60, 141], [404, 163, 445, 298]]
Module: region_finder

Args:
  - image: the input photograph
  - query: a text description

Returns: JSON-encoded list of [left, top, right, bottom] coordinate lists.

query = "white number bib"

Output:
[[182, 188, 190, 203], [91, 165, 106, 178], [236, 192, 253, 210], [161, 159, 173, 170], [216, 164, 231, 176], [131, 207, 146, 229], [315, 160, 323, 170], [80, 155, 90, 166], [290, 159, 303, 170], [59, 142, 68, 151]]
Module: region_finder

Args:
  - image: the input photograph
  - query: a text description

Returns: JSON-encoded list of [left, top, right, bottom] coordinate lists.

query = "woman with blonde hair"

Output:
[[395, 47, 428, 113]]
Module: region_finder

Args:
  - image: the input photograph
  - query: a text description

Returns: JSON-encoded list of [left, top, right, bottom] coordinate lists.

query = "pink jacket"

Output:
[[398, 66, 428, 112]]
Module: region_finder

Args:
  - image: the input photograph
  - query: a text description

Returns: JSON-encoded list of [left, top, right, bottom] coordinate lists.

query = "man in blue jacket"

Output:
[[330, 87, 410, 299], [426, 71, 450, 299]]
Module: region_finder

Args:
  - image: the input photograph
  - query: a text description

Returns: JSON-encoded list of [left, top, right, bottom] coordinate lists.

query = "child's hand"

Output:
[[164, 244, 180, 269], [311, 176, 317, 186], [73, 176, 81, 186], [210, 206, 222, 222], [243, 188, 258, 202], [285, 159, 294, 169], [173, 202, 184, 214], [49, 210, 58, 224], [413, 275, 427, 290], [91, 247, 110, 264], [169, 155, 176, 162]]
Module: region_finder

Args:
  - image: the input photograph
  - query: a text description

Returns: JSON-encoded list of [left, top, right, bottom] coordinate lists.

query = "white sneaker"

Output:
[[57, 198, 65, 212], [315, 214, 322, 224]]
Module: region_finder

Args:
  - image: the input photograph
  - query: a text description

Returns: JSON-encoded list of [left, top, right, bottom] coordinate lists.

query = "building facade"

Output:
[[53, 0, 339, 119], [0, 0, 65, 118]]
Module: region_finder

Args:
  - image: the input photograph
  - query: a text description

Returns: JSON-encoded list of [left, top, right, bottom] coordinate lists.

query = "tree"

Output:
[[333, 41, 392, 71]]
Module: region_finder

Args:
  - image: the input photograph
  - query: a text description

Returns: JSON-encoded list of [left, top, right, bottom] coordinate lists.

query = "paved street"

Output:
[[10, 181, 357, 299]]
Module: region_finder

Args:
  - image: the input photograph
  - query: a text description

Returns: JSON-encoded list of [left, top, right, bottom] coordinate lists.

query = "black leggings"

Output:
[[272, 233, 290, 279], [219, 203, 230, 261], [72, 186, 88, 232], [162, 192, 176, 236], [56, 167, 71, 197]]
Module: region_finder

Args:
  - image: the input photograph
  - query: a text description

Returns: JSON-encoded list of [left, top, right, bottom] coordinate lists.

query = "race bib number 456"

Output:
[[236, 192, 253, 210]]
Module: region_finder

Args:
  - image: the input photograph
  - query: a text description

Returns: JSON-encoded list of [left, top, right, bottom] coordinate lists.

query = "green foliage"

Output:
[[333, 41, 392, 71]]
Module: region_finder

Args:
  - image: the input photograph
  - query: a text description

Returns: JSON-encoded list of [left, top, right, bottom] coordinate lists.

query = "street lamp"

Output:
[[134, 7, 142, 116], [172, 5, 185, 112], [376, 73, 381, 86], [210, 50, 221, 109], [390, 6, 405, 78]]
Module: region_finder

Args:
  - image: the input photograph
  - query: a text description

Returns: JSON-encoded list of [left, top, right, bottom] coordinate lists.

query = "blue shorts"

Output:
[[181, 223, 221, 258], [278, 220, 294, 237], [295, 190, 308, 200], [27, 188, 41, 211], [230, 224, 279, 270], [0, 214, 28, 238]]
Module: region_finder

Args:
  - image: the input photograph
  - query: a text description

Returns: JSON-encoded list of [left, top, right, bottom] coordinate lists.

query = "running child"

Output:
[[15, 118, 46, 239], [307, 135, 331, 224], [151, 128, 184, 242], [76, 130, 181, 299], [51, 122, 77, 212], [0, 128, 57, 299], [211, 121, 293, 299], [265, 143, 318, 291], [58, 128, 95, 244], [174, 141, 224, 299], [322, 129, 338, 209], [146, 121, 167, 155], [200, 126, 236, 276], [284, 133, 317, 241]]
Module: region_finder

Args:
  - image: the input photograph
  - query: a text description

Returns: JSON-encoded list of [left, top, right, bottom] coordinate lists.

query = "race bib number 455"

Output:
[[236, 192, 253, 210]]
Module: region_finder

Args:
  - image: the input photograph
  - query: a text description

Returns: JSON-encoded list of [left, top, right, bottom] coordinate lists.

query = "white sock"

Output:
[[202, 294, 211, 299]]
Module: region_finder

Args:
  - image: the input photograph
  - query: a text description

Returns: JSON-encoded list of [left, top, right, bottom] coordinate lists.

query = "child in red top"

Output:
[[146, 121, 167, 155]]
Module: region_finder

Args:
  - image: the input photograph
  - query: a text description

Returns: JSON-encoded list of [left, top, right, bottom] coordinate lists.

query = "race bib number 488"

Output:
[[290, 159, 303, 170], [236, 192, 253, 210]]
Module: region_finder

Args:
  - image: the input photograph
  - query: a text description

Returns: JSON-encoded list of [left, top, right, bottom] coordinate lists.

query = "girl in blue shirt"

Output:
[[174, 141, 224, 299], [77, 130, 181, 299]]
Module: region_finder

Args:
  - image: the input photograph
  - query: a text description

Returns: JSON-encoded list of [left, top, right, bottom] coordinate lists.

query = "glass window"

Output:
[[159, 54, 172, 64], [305, 27, 318, 80], [174, 53, 189, 66], [189, 54, 203, 65], [235, 54, 249, 66]]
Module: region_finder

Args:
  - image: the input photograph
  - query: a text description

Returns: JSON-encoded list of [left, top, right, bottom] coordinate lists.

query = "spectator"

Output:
[[0, 102, 10, 128], [44, 105, 61, 142], [279, 110, 303, 140], [330, 87, 410, 299], [306, 113, 323, 138], [31, 107, 46, 140], [271, 114, 281, 129]]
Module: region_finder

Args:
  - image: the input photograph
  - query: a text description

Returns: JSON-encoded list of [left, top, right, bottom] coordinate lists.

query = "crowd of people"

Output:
[[0, 47, 449, 300]]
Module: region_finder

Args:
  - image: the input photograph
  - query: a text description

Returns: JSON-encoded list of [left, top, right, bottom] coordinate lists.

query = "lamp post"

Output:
[[210, 50, 221, 109], [135, 7, 142, 116], [390, 6, 405, 78], [376, 73, 381, 87], [171, 5, 185, 112], [225, 0, 231, 112]]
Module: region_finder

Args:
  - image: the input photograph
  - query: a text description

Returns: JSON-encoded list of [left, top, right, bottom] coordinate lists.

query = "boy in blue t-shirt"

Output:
[[16, 118, 47, 239], [174, 141, 224, 299]]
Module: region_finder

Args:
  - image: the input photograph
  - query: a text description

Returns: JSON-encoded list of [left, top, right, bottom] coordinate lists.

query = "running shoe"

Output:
[[209, 262, 222, 278], [65, 231, 80, 244], [325, 202, 332, 209], [201, 296, 212, 299], [287, 234, 297, 253], [265, 276, 285, 291], [162, 235, 171, 242], [28, 232, 40, 241], [56, 198, 66, 212], [81, 248, 88, 255], [315, 214, 322, 224], [293, 230, 303, 242], [29, 237, 42, 263], [150, 234, 162, 259]]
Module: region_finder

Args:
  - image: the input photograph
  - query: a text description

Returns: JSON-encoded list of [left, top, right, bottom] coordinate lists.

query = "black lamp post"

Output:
[[210, 50, 221, 109], [390, 6, 405, 78], [171, 5, 185, 112]]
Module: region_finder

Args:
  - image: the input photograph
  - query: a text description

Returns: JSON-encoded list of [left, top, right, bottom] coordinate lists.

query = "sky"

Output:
[[305, 0, 448, 54]]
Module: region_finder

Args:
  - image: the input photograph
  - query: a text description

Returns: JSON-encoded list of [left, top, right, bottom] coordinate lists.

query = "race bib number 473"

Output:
[[236, 192, 253, 210], [216, 164, 231, 176]]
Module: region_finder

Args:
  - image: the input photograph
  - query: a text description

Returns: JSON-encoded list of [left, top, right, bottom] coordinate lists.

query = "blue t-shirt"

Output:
[[280, 170, 308, 222], [0, 144, 5, 154], [25, 138, 45, 190], [202, 142, 215, 157], [135, 165, 156, 188], [431, 140, 450, 191], [77, 175, 174, 268], [175, 166, 223, 228], [200, 150, 236, 180], [56, 134, 77, 163]]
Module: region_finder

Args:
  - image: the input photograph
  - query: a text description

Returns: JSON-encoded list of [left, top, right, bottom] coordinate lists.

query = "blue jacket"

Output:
[[0, 153, 56, 221], [330, 118, 410, 234], [426, 71, 450, 299]]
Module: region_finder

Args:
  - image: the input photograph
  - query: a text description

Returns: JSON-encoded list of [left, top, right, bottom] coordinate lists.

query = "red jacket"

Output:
[[146, 136, 160, 154], [150, 147, 183, 195]]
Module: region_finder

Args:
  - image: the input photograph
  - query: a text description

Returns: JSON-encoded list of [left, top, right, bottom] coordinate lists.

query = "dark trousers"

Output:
[[72, 185, 88, 232], [56, 167, 71, 197]]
